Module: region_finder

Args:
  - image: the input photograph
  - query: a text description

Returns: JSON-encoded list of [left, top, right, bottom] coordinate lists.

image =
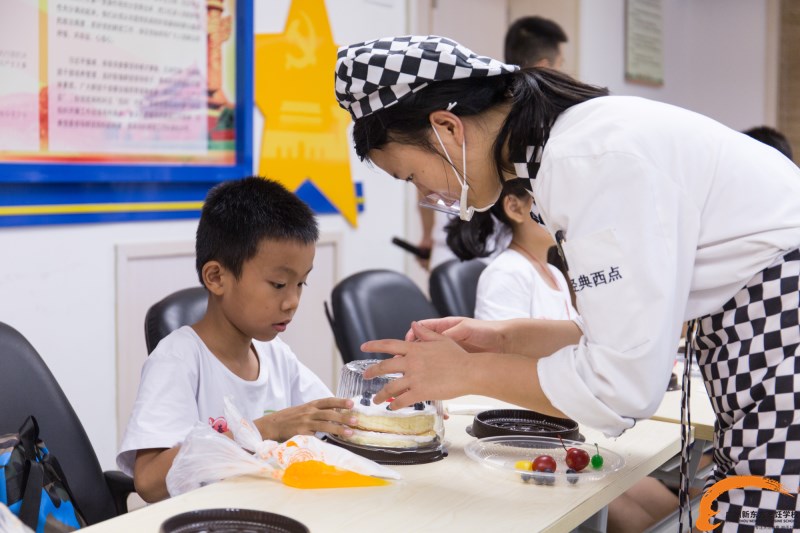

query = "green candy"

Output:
[[591, 443, 604, 469]]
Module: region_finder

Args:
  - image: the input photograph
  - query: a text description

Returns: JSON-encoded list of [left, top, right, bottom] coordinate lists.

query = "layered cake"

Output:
[[335, 359, 444, 451], [342, 392, 438, 448]]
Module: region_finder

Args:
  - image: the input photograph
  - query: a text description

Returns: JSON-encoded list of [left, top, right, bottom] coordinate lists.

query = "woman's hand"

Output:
[[362, 321, 475, 409], [409, 317, 583, 359], [255, 398, 356, 442], [404, 316, 507, 353]]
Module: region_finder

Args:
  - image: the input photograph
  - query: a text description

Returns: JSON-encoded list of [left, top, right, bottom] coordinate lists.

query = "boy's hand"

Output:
[[255, 397, 356, 442]]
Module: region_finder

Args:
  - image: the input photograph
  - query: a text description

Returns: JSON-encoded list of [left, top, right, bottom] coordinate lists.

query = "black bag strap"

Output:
[[17, 416, 39, 462], [18, 457, 43, 529], [16, 416, 43, 529]]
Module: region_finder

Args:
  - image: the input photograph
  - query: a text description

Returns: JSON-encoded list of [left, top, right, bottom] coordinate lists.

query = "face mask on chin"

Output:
[[420, 124, 499, 222]]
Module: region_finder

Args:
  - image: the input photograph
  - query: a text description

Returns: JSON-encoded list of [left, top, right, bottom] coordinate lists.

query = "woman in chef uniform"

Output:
[[334, 36, 800, 530]]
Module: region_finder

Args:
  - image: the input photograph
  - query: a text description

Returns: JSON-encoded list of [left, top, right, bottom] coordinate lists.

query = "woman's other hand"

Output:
[[404, 316, 506, 353]]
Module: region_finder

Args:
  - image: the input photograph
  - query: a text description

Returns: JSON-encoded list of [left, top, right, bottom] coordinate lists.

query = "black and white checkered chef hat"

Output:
[[335, 35, 519, 120]]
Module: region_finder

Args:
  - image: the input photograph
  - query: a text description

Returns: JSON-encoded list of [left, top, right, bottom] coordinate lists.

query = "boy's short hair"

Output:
[[195, 176, 319, 284], [505, 16, 568, 67]]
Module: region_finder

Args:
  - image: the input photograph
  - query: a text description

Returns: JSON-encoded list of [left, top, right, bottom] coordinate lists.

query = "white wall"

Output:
[[578, 0, 773, 130]]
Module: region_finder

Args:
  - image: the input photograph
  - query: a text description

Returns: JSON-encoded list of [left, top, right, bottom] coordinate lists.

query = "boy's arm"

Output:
[[120, 344, 201, 502], [133, 447, 181, 503]]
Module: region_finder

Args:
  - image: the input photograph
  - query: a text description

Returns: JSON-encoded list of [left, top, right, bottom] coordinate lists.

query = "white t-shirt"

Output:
[[475, 248, 578, 321], [529, 96, 800, 437], [116, 326, 332, 476]]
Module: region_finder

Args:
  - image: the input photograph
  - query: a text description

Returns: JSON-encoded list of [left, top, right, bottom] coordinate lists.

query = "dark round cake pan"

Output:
[[324, 433, 446, 465], [472, 409, 580, 440], [160, 508, 309, 533]]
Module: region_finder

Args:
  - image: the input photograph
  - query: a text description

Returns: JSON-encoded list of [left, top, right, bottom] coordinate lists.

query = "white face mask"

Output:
[[421, 124, 498, 221]]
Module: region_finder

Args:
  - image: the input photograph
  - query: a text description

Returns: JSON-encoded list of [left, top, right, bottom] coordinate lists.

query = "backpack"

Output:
[[0, 416, 86, 532]]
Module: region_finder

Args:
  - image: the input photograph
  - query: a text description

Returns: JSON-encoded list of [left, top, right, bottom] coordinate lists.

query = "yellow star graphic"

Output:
[[255, 0, 357, 226]]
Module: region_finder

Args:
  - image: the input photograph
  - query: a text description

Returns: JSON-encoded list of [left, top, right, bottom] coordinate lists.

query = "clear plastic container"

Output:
[[327, 359, 446, 464]]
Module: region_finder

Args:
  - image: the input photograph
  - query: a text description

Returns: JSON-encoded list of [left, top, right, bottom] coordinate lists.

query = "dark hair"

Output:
[[742, 126, 793, 160], [195, 176, 318, 284], [444, 179, 531, 260], [504, 16, 568, 67], [352, 68, 608, 183]]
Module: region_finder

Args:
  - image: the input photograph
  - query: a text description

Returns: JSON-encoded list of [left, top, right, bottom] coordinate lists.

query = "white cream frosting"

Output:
[[349, 396, 438, 417]]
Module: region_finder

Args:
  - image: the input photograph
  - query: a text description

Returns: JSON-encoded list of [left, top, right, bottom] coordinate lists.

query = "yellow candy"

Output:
[[282, 460, 389, 489], [514, 460, 533, 471]]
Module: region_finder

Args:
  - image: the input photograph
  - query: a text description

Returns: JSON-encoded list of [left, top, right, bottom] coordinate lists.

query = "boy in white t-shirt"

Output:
[[117, 177, 356, 502]]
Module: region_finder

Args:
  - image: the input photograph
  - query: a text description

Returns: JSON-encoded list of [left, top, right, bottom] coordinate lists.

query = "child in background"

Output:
[[445, 179, 577, 322], [117, 177, 356, 502]]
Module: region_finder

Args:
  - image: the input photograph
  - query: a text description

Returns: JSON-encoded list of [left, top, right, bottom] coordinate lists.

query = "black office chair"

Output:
[[0, 322, 134, 525], [325, 269, 440, 364], [429, 259, 488, 318], [144, 286, 207, 354]]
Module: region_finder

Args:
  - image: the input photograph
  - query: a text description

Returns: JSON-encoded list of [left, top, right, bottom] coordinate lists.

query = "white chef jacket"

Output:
[[531, 96, 800, 437]]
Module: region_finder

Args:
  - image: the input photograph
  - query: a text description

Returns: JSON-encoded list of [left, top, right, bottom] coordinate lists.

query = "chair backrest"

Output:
[[325, 270, 440, 364], [144, 287, 208, 354], [0, 322, 117, 525], [429, 259, 488, 318]]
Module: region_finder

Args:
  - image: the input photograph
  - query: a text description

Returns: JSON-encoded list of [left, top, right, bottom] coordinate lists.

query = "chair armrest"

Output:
[[104, 470, 136, 515]]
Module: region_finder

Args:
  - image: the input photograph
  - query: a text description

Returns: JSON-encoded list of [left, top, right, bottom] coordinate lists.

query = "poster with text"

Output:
[[0, 0, 238, 166]]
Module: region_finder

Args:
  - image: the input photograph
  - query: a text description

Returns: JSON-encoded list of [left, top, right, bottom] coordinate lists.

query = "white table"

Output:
[[86, 396, 681, 533]]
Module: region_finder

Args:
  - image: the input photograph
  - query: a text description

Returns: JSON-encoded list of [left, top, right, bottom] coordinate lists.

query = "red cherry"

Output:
[[566, 448, 590, 471], [532, 454, 557, 472], [559, 436, 590, 472]]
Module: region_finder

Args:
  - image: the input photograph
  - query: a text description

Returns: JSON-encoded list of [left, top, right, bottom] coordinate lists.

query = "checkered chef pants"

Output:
[[692, 248, 800, 531]]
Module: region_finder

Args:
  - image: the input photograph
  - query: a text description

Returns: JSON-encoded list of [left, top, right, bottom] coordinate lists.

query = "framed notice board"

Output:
[[625, 0, 664, 87], [0, 0, 253, 226]]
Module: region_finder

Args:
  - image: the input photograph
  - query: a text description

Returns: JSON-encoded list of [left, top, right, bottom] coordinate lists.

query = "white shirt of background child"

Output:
[[475, 248, 578, 322]]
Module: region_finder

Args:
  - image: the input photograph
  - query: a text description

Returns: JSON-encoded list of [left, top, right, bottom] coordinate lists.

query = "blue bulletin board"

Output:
[[0, 0, 253, 227]]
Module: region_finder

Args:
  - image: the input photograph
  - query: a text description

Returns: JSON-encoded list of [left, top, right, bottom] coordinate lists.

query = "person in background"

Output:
[[742, 125, 794, 161], [415, 16, 569, 271], [117, 177, 356, 502], [504, 15, 568, 70]]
